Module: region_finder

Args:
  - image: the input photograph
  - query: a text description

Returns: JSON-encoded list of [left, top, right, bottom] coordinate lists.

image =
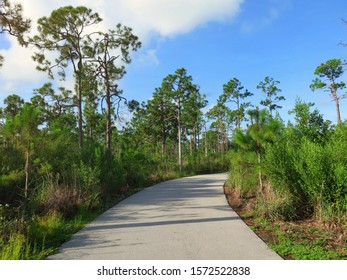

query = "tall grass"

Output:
[[228, 150, 258, 197]]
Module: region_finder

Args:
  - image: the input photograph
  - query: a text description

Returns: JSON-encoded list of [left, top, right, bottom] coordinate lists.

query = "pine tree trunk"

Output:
[[257, 143, 264, 193], [219, 117, 224, 153], [24, 145, 30, 209], [204, 130, 208, 156], [104, 41, 112, 152], [190, 132, 193, 155], [236, 98, 241, 129], [333, 89, 341, 123], [77, 66, 84, 149], [106, 83, 112, 151], [193, 125, 197, 152], [161, 138, 166, 156], [178, 98, 182, 172]]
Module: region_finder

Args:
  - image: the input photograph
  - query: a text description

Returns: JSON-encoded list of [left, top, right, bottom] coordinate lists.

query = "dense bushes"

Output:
[[265, 126, 347, 221], [229, 101, 347, 222]]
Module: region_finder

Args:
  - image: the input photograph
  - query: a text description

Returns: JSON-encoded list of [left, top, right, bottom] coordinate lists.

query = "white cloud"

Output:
[[114, 0, 243, 39], [0, 0, 244, 94]]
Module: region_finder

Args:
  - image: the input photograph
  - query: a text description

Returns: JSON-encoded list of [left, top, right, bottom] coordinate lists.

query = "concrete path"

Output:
[[48, 173, 282, 260]]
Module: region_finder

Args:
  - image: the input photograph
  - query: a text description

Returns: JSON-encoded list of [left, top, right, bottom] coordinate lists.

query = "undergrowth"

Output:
[[0, 208, 101, 259], [225, 184, 347, 260], [271, 233, 342, 260]]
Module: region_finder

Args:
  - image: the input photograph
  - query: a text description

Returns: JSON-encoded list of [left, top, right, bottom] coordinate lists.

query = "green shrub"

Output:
[[0, 171, 25, 205], [186, 152, 229, 175], [229, 150, 258, 196], [325, 124, 347, 216], [294, 139, 327, 203], [265, 124, 347, 220], [99, 156, 124, 194], [121, 149, 154, 187], [264, 129, 305, 196]]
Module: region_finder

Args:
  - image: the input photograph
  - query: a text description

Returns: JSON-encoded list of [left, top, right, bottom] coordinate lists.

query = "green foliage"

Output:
[[265, 118, 346, 220], [0, 233, 27, 260], [264, 128, 304, 194], [257, 76, 285, 116], [324, 124, 347, 216], [229, 150, 258, 195], [288, 98, 331, 143], [0, 203, 38, 260], [186, 152, 229, 175], [231, 109, 282, 193], [3, 94, 24, 118], [31, 5, 102, 78], [230, 97, 346, 222], [220, 77, 253, 128], [121, 149, 153, 187], [161, 68, 205, 171], [206, 103, 232, 153], [311, 58, 345, 84], [293, 140, 329, 206], [271, 233, 341, 260], [27, 211, 66, 251], [256, 191, 298, 221]]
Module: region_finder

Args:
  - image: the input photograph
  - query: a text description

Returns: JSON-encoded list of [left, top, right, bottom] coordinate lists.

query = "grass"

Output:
[[271, 233, 341, 260], [0, 209, 101, 260], [252, 218, 346, 260], [28, 210, 101, 258], [224, 185, 347, 260]]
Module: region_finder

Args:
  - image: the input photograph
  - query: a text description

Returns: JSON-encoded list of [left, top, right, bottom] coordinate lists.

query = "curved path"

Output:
[[48, 173, 281, 260]]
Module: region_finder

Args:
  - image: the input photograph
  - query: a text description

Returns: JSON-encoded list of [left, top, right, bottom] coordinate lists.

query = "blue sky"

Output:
[[1, 0, 347, 124]]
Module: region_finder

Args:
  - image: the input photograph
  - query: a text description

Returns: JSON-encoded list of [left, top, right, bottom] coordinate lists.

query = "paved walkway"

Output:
[[48, 173, 282, 260]]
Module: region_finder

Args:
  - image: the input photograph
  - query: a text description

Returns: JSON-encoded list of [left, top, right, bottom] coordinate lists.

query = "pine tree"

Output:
[[31, 6, 102, 148], [221, 78, 253, 129], [257, 76, 285, 117], [161, 68, 200, 172], [310, 59, 346, 123]]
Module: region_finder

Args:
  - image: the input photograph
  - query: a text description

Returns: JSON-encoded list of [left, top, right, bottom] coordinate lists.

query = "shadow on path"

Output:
[[84, 215, 240, 231]]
